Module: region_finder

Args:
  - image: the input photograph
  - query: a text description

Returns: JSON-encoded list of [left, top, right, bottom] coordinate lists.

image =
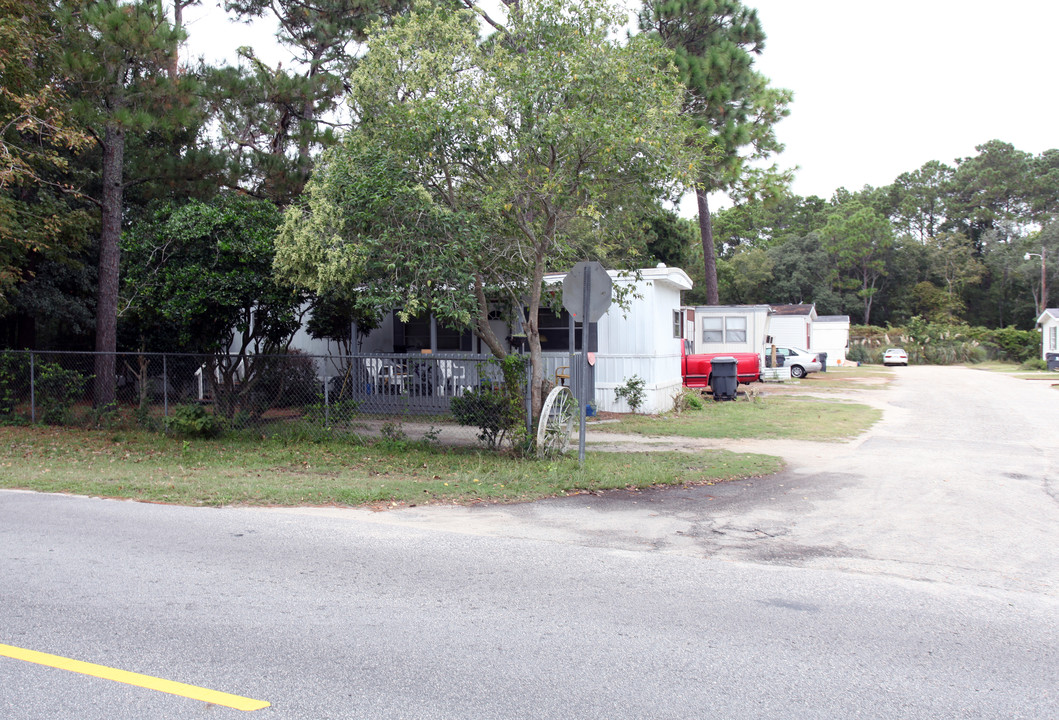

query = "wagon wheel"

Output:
[[537, 385, 577, 457]]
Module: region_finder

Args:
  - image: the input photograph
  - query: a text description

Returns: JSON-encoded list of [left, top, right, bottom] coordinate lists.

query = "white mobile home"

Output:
[[768, 304, 817, 350], [811, 315, 851, 364], [541, 265, 693, 414], [683, 305, 772, 358], [1037, 308, 1059, 366], [275, 265, 693, 414]]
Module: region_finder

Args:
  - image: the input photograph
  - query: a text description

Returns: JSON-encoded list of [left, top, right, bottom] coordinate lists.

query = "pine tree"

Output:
[[60, 0, 201, 406], [639, 0, 791, 304], [210, 0, 409, 203]]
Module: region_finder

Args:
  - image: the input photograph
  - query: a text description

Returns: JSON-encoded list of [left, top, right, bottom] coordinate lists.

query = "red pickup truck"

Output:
[[680, 340, 761, 388]]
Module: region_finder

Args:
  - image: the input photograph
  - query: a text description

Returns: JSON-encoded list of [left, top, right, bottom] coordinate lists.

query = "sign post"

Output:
[[561, 261, 612, 463]]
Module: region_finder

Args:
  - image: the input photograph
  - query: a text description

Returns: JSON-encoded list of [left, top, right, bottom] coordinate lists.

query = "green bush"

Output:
[[845, 345, 874, 364], [450, 355, 526, 450], [0, 352, 29, 417], [853, 319, 1039, 365], [982, 326, 1039, 363], [248, 350, 320, 412], [37, 362, 88, 425], [1020, 357, 1047, 371], [164, 404, 224, 438], [672, 387, 703, 413], [614, 375, 646, 413]]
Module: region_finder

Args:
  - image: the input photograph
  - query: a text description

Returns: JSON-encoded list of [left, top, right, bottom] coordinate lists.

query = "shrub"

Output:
[[845, 344, 874, 364], [1020, 357, 1047, 371], [450, 355, 526, 450], [614, 375, 647, 413], [672, 387, 703, 413], [982, 326, 1040, 363], [36, 362, 88, 425], [0, 352, 29, 417], [165, 404, 224, 438], [249, 350, 320, 412]]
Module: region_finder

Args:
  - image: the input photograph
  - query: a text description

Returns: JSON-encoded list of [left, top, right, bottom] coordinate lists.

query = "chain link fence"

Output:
[[0, 350, 536, 448]]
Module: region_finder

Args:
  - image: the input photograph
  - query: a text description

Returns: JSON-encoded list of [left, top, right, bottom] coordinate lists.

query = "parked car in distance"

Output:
[[770, 347, 822, 378], [883, 348, 908, 366]]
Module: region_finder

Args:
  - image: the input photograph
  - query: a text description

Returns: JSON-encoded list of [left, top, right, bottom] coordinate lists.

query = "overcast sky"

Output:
[[184, 0, 1059, 206], [748, 0, 1059, 199]]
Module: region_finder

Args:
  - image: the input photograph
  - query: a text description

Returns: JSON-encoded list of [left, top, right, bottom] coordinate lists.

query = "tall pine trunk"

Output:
[[697, 187, 720, 305], [93, 122, 123, 408]]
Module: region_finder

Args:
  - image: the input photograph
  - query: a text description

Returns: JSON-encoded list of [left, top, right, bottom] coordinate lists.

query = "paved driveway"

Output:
[[348, 365, 1059, 596]]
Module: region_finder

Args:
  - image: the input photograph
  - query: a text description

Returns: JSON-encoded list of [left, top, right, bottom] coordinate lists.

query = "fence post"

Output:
[[29, 351, 35, 423], [524, 356, 532, 437], [163, 354, 169, 417], [323, 374, 330, 427]]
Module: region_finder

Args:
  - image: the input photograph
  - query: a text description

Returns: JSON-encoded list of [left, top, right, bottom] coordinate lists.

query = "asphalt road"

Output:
[[1, 366, 1057, 719]]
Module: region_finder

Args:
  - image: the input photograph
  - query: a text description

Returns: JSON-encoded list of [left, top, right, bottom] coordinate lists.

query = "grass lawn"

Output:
[[599, 394, 881, 441], [967, 361, 1059, 381], [782, 364, 893, 392], [0, 426, 782, 507]]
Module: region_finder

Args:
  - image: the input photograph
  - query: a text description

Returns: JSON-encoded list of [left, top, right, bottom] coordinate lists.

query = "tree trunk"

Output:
[[697, 187, 720, 305], [93, 121, 124, 409]]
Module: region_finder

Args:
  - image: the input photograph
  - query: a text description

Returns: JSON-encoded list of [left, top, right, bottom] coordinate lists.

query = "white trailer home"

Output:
[[768, 304, 817, 350], [540, 264, 693, 414], [682, 305, 772, 358], [811, 315, 851, 365], [270, 265, 693, 414], [1037, 308, 1059, 366]]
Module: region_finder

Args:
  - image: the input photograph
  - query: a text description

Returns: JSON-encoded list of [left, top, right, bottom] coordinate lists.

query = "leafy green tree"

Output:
[[639, 0, 791, 304], [640, 209, 698, 267], [1020, 221, 1058, 316], [276, 0, 698, 415], [1028, 149, 1059, 225], [820, 200, 894, 324], [929, 231, 984, 319], [121, 193, 307, 416], [0, 0, 94, 323], [711, 192, 829, 257], [880, 234, 933, 325], [946, 140, 1033, 248], [121, 193, 303, 354], [765, 231, 840, 310], [885, 160, 954, 242], [717, 247, 772, 304], [305, 292, 381, 356]]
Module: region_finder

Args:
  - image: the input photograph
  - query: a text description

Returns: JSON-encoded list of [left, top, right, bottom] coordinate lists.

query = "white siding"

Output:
[[811, 320, 850, 361], [1040, 312, 1059, 361], [688, 306, 771, 355], [769, 316, 811, 349], [589, 274, 686, 414]]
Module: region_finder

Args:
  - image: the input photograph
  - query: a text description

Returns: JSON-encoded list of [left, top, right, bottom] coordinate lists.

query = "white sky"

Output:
[[184, 0, 1059, 207], [749, 0, 1059, 199]]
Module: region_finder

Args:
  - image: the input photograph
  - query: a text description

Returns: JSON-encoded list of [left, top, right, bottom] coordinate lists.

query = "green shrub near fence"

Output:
[[450, 355, 527, 451], [0, 352, 29, 417]]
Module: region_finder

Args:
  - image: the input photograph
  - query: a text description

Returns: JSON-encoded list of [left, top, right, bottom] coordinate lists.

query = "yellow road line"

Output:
[[0, 643, 270, 712]]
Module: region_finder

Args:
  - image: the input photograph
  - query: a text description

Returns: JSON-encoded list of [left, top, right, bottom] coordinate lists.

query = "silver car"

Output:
[[773, 347, 822, 378]]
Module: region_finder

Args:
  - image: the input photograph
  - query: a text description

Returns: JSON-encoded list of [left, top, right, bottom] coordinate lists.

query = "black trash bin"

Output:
[[1047, 353, 1059, 371], [710, 356, 738, 401], [818, 351, 828, 372]]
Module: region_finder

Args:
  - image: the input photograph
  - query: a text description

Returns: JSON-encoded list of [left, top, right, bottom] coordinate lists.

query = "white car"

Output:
[[771, 347, 822, 378], [883, 348, 908, 366]]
